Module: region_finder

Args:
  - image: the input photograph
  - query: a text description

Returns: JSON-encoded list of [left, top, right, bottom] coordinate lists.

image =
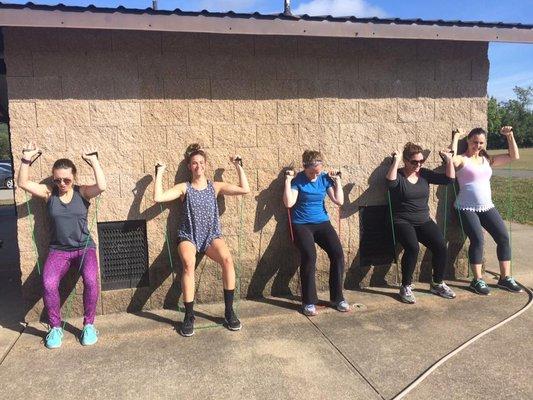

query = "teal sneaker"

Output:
[[81, 324, 99, 346], [45, 327, 63, 349]]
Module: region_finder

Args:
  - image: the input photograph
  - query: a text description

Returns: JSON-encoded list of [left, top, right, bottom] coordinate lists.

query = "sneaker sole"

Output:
[[303, 311, 318, 316], [180, 330, 195, 337], [400, 297, 416, 304], [497, 284, 523, 293], [81, 339, 98, 346], [430, 288, 456, 299], [470, 286, 491, 295], [45, 343, 61, 349], [225, 323, 242, 332]]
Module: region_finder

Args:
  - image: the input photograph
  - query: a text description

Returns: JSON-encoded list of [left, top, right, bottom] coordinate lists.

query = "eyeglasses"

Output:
[[408, 159, 425, 166], [53, 178, 72, 185]]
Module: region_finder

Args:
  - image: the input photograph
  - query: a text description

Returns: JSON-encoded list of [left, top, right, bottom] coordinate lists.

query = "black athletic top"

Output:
[[387, 168, 453, 226], [47, 185, 95, 250]]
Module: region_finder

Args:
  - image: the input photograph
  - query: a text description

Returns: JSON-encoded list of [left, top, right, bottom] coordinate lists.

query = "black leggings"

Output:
[[395, 220, 447, 286], [459, 207, 510, 264], [293, 221, 344, 305]]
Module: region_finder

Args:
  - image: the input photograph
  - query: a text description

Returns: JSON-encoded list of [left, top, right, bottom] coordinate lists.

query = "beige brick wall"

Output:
[[4, 28, 488, 320]]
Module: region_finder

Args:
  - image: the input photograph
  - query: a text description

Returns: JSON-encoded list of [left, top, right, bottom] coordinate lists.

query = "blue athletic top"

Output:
[[177, 181, 222, 253], [290, 172, 334, 224]]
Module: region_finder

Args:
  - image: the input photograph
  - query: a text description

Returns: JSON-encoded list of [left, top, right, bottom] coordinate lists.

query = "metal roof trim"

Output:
[[0, 2, 532, 43]]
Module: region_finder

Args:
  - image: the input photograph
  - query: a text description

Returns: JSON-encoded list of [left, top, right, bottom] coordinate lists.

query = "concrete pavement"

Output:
[[1, 221, 532, 400]]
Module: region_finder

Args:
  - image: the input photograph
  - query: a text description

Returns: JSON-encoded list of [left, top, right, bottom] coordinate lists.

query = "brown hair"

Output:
[[52, 158, 77, 176], [302, 150, 324, 167], [184, 143, 207, 164], [402, 142, 423, 161], [467, 128, 490, 160]]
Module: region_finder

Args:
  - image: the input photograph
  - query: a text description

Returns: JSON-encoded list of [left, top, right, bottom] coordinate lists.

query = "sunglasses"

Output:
[[408, 159, 425, 166], [53, 178, 73, 185]]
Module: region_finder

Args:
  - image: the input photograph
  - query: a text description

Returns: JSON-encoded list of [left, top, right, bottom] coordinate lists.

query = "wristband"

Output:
[[21, 158, 31, 165]]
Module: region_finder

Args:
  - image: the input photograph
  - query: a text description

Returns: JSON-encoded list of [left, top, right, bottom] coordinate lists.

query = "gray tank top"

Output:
[[47, 185, 95, 250]]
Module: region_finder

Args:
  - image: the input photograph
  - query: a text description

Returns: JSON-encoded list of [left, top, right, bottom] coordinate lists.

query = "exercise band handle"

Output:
[[83, 151, 98, 167]]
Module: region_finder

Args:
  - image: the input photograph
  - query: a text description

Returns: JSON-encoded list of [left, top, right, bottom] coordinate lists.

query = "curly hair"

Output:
[[184, 143, 207, 164], [402, 142, 424, 161], [52, 158, 77, 176], [302, 150, 324, 168]]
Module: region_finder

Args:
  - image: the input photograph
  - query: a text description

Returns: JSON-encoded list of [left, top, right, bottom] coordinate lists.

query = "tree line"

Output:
[[487, 86, 533, 149]]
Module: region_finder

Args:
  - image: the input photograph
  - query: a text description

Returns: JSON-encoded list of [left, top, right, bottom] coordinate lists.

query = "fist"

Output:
[[82, 149, 99, 163], [155, 162, 166, 174], [230, 155, 243, 167], [22, 141, 41, 160], [500, 126, 513, 137], [285, 169, 295, 180]]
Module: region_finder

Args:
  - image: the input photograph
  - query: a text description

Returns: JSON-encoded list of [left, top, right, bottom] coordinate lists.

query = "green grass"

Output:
[[492, 176, 533, 225], [492, 147, 533, 170]]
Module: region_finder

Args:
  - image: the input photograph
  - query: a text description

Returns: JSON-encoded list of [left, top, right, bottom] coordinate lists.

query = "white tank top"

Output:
[[454, 156, 495, 212]]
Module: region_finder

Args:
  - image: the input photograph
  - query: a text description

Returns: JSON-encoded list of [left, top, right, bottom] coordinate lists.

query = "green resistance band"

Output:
[[24, 191, 43, 275], [386, 189, 401, 286]]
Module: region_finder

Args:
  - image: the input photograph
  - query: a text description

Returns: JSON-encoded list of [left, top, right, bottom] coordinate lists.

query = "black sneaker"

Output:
[[224, 310, 242, 331], [469, 279, 491, 295], [497, 276, 523, 293], [180, 313, 195, 337]]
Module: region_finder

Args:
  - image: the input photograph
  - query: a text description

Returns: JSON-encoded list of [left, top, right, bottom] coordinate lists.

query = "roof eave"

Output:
[[1, 8, 532, 43]]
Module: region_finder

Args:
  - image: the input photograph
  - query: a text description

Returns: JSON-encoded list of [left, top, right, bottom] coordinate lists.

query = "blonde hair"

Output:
[[184, 143, 207, 164]]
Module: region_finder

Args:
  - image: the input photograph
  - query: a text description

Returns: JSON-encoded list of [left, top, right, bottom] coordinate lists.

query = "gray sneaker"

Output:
[[497, 276, 523, 293], [470, 278, 491, 295], [399, 285, 416, 304], [334, 300, 350, 312], [430, 281, 456, 299]]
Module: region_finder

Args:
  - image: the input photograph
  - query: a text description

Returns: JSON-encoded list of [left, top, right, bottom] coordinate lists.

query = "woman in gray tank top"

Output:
[[17, 142, 106, 349], [154, 143, 250, 337]]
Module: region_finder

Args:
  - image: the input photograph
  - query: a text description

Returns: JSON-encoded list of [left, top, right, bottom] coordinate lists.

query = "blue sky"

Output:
[[5, 0, 533, 101]]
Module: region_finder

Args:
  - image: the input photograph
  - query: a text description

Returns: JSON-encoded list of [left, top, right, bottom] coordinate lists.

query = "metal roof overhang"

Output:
[[0, 7, 532, 43]]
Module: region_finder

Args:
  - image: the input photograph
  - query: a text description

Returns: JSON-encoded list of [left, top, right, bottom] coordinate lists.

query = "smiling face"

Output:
[[404, 152, 425, 174], [467, 133, 486, 155], [52, 167, 74, 194], [304, 163, 323, 180], [188, 154, 206, 178]]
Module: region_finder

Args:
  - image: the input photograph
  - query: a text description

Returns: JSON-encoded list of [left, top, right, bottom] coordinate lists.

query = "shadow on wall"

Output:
[[247, 169, 300, 303], [4, 30, 488, 102]]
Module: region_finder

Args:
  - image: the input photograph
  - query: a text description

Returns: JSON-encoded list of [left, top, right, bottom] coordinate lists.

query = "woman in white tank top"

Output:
[[451, 127, 522, 295]]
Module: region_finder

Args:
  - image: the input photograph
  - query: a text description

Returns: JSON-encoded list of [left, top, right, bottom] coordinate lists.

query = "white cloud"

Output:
[[293, 0, 386, 17]]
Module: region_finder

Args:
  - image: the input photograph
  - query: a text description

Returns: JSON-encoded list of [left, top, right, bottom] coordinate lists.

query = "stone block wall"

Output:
[[3, 27, 488, 320]]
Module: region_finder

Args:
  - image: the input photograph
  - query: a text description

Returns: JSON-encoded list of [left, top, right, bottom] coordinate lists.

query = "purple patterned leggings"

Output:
[[42, 248, 99, 327]]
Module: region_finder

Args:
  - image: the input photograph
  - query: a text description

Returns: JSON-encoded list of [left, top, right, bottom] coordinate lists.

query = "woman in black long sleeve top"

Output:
[[386, 142, 456, 304]]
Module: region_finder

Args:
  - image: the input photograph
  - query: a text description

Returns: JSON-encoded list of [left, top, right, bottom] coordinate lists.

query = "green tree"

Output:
[[0, 123, 11, 160], [487, 86, 532, 149]]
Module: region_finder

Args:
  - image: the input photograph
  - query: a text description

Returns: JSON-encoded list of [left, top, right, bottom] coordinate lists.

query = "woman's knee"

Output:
[[182, 260, 195, 276], [220, 254, 233, 270]]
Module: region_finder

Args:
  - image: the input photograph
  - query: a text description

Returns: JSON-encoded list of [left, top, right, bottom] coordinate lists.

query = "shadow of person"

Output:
[[246, 170, 300, 306], [343, 158, 399, 295], [126, 162, 223, 326]]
